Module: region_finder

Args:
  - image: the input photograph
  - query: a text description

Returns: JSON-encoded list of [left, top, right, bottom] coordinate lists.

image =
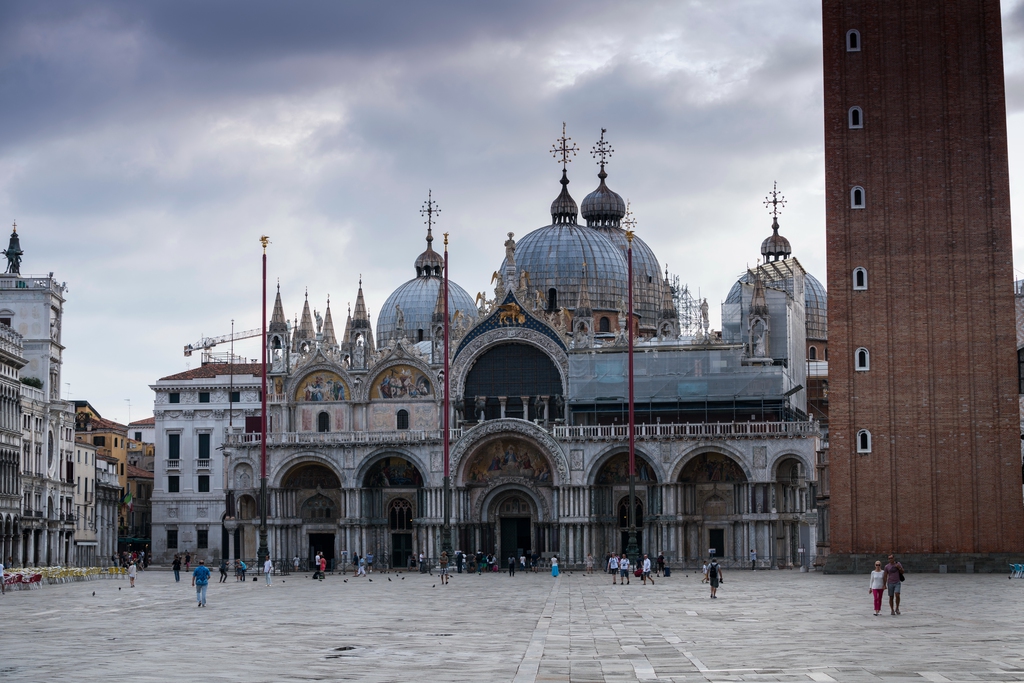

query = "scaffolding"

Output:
[[670, 274, 703, 337]]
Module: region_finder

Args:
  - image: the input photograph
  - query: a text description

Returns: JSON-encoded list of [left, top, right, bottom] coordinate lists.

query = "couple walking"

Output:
[[868, 554, 905, 616]]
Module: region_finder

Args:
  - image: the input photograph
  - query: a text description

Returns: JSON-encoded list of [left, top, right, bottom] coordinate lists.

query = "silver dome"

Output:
[[502, 223, 629, 315], [593, 227, 664, 329], [377, 276, 478, 347]]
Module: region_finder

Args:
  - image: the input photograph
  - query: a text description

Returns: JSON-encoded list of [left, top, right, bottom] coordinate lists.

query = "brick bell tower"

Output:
[[823, 1, 1024, 572]]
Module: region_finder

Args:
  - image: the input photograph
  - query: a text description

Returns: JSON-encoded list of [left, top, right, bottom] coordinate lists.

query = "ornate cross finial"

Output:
[[764, 181, 786, 219], [359, 274, 362, 288], [591, 128, 613, 170], [550, 122, 579, 171], [11, 220, 16, 233], [622, 199, 637, 230], [260, 234, 269, 253], [420, 189, 440, 239]]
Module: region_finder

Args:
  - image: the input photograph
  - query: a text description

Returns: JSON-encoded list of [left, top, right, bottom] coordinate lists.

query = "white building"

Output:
[[0, 323, 26, 565], [72, 440, 98, 566], [150, 364, 262, 562], [95, 454, 120, 564]]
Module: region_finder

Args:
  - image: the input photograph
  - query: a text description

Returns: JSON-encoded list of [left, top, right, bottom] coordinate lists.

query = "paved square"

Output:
[[3, 567, 1024, 682]]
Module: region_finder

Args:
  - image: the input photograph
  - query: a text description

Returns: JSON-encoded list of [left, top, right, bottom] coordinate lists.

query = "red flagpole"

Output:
[[442, 232, 453, 557], [258, 235, 269, 564]]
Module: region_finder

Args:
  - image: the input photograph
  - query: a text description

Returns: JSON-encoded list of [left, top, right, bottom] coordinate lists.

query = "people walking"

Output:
[[507, 555, 516, 577], [641, 554, 654, 585], [184, 551, 191, 571], [319, 554, 328, 580], [128, 561, 137, 588], [172, 555, 181, 582], [656, 553, 665, 577], [239, 559, 247, 581], [366, 552, 374, 574], [551, 556, 559, 578], [586, 553, 594, 574], [264, 557, 273, 586], [192, 559, 211, 607], [707, 558, 722, 598], [609, 554, 619, 584], [293, 555, 300, 573], [356, 555, 366, 577], [884, 554, 904, 615], [701, 559, 709, 583], [439, 551, 450, 584], [869, 560, 886, 615], [619, 554, 630, 585], [219, 559, 228, 583], [750, 548, 757, 570], [0, 557, 5, 595]]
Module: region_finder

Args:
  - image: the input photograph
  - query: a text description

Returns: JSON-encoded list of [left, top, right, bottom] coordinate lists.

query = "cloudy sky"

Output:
[[4, 1, 1024, 423]]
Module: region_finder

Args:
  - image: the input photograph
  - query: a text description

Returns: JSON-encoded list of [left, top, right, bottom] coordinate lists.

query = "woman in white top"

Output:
[[869, 560, 886, 615], [128, 562, 137, 588]]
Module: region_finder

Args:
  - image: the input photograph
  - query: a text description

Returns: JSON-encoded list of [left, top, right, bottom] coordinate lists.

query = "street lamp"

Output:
[[257, 235, 269, 566]]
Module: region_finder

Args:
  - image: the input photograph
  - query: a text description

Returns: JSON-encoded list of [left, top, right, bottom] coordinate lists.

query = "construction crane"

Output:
[[184, 327, 262, 357]]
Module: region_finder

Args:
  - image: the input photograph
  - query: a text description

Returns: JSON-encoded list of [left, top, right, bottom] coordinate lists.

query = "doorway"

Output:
[[708, 528, 725, 560], [619, 530, 643, 556], [500, 517, 531, 562], [391, 533, 412, 569], [309, 533, 335, 569]]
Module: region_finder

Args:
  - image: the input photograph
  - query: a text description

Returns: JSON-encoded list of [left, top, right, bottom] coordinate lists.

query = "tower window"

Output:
[[317, 411, 330, 433], [396, 409, 410, 430], [848, 106, 863, 129], [547, 288, 558, 311], [809, 345, 817, 360], [847, 29, 861, 52], [417, 329, 424, 342], [851, 186, 865, 209], [857, 429, 872, 453], [599, 317, 610, 333], [853, 267, 868, 290], [855, 347, 870, 371]]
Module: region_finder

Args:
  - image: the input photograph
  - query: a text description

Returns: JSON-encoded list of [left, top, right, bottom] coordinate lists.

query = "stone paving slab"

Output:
[[2, 567, 1024, 682]]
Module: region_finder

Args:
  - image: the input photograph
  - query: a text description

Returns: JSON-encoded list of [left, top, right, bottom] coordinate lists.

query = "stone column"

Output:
[[520, 396, 531, 421], [498, 397, 507, 419]]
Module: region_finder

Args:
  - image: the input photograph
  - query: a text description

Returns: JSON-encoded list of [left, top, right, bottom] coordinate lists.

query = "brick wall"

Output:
[[823, 0, 1024, 555]]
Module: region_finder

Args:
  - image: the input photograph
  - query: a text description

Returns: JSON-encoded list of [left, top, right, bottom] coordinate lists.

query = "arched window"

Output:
[[547, 288, 558, 311], [855, 347, 870, 371], [809, 345, 817, 360], [824, 348, 829, 361], [417, 329, 424, 342], [617, 498, 644, 528], [847, 29, 861, 52], [853, 267, 868, 290], [599, 317, 610, 333], [317, 412, 330, 432], [389, 498, 413, 530], [857, 429, 872, 453], [851, 186, 865, 209], [396, 409, 409, 430], [848, 106, 863, 129]]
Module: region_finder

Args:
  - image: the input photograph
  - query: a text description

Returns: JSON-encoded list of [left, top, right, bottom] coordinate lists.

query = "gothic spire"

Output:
[[575, 264, 593, 317], [269, 281, 287, 332], [322, 297, 337, 346]]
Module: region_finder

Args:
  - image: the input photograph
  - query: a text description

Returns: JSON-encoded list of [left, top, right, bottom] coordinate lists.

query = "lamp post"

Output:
[[625, 230, 639, 566], [441, 232, 453, 558], [257, 235, 269, 567]]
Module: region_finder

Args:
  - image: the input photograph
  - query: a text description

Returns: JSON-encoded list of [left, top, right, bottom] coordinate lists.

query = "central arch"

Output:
[[278, 462, 344, 569], [360, 453, 425, 569]]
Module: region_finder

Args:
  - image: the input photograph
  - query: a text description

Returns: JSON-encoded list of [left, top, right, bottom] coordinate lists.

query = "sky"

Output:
[[4, 0, 1024, 424]]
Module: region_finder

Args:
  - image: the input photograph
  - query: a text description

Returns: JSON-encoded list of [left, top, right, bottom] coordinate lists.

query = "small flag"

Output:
[[120, 491, 133, 512]]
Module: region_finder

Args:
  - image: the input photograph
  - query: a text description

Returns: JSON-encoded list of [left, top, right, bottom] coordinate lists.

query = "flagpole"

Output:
[[258, 235, 269, 567], [625, 230, 639, 566], [441, 232, 453, 558]]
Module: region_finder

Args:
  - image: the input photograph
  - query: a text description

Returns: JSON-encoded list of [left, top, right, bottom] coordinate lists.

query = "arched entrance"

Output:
[[678, 452, 748, 562], [281, 463, 342, 568], [362, 455, 424, 568], [772, 456, 809, 567], [493, 492, 535, 564], [593, 452, 657, 556]]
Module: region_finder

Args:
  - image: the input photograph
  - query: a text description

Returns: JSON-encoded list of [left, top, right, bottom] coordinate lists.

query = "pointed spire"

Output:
[[342, 302, 352, 344], [322, 297, 337, 345], [550, 123, 580, 225], [661, 267, 677, 320], [298, 289, 315, 340], [749, 269, 770, 319], [353, 277, 369, 322], [269, 282, 287, 332], [575, 263, 593, 317], [351, 276, 375, 352], [432, 277, 447, 324]]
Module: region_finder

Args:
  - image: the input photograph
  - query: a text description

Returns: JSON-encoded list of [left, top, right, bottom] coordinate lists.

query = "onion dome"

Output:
[[550, 170, 579, 225], [581, 167, 626, 227], [761, 217, 792, 262], [376, 228, 477, 346]]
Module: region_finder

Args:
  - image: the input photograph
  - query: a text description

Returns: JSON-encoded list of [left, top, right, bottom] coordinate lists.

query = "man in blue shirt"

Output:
[[192, 559, 211, 607]]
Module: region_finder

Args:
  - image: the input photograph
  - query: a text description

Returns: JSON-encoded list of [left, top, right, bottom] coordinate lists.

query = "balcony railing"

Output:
[[196, 459, 211, 470], [553, 420, 820, 441], [165, 459, 181, 470], [223, 420, 819, 447]]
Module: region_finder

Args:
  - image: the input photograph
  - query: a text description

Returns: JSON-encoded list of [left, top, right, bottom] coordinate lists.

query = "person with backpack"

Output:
[[707, 558, 722, 598], [219, 558, 228, 583], [609, 553, 619, 584], [192, 559, 211, 607]]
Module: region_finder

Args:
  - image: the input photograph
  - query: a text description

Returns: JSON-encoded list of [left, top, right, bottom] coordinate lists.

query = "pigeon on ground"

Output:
[[401, 576, 405, 580], [92, 591, 95, 596], [118, 587, 121, 591], [432, 584, 436, 588], [388, 578, 392, 582], [368, 579, 373, 582], [343, 579, 348, 583]]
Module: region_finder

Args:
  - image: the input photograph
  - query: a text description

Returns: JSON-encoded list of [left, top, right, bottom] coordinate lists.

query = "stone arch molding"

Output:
[[587, 444, 665, 485], [359, 355, 437, 403], [768, 450, 814, 481], [354, 447, 431, 488], [450, 327, 569, 399], [284, 362, 356, 403], [451, 418, 569, 486], [671, 443, 755, 483], [270, 452, 347, 488], [474, 480, 551, 523]]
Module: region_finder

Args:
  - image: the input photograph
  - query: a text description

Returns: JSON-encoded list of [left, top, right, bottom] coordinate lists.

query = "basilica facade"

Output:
[[157, 136, 826, 569]]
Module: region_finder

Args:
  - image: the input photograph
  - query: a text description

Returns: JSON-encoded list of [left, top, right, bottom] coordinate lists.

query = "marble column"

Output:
[[498, 397, 507, 419]]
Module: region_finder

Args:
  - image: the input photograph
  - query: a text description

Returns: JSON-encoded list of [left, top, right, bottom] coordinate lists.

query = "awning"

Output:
[[74, 541, 98, 546]]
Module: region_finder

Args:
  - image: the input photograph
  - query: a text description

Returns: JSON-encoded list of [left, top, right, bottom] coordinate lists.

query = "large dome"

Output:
[[376, 229, 478, 346], [502, 223, 629, 315], [593, 227, 664, 330], [725, 267, 827, 342]]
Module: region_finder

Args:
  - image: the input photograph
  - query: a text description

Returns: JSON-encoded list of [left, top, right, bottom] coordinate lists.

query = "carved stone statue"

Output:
[[474, 395, 487, 421], [490, 272, 503, 300], [314, 310, 324, 336], [395, 304, 405, 332], [517, 269, 531, 296], [754, 331, 766, 357], [504, 232, 516, 265], [553, 394, 565, 420], [534, 289, 545, 312], [700, 297, 710, 331], [476, 292, 489, 316], [353, 340, 366, 367]]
